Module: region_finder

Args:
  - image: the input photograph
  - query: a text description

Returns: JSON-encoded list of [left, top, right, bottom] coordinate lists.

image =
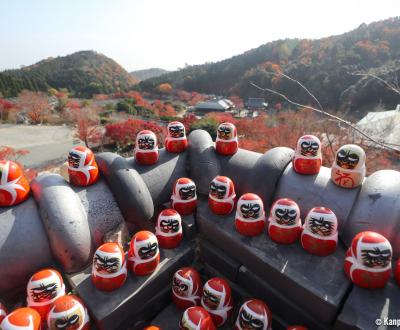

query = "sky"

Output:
[[1, 0, 399, 72]]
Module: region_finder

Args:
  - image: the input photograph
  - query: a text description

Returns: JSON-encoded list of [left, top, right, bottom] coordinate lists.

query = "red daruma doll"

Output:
[[67, 146, 99, 186], [165, 121, 188, 153], [128, 231, 160, 276], [268, 198, 302, 244], [216, 122, 238, 156], [47, 295, 90, 330], [26, 269, 66, 321], [292, 135, 322, 175], [331, 144, 366, 189], [235, 193, 266, 237], [208, 176, 236, 215], [171, 177, 197, 216], [201, 277, 234, 327], [91, 242, 127, 291], [155, 209, 183, 249], [301, 207, 338, 256], [180, 306, 216, 330], [172, 267, 202, 310], [134, 130, 159, 165], [344, 231, 392, 289], [0, 160, 30, 207], [235, 299, 272, 330], [0, 308, 41, 330]]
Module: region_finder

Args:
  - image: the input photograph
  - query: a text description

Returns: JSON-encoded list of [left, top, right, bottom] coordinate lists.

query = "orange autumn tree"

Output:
[[16, 90, 51, 124], [157, 83, 173, 94]]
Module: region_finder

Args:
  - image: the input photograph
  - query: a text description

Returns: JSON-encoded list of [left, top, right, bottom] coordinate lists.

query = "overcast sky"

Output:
[[1, 0, 399, 72]]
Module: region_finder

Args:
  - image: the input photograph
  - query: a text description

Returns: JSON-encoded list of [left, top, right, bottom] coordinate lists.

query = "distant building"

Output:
[[356, 104, 400, 149], [245, 98, 268, 110], [194, 98, 234, 114]]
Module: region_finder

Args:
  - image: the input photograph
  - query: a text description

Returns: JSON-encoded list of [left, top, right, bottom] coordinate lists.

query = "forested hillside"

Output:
[[130, 68, 169, 81], [141, 17, 400, 116], [0, 51, 138, 98]]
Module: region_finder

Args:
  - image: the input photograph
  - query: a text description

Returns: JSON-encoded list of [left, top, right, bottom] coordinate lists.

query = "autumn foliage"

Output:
[[105, 119, 166, 150]]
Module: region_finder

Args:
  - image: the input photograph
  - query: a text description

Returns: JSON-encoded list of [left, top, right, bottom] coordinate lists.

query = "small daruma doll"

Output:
[[67, 146, 99, 186], [47, 295, 90, 330], [155, 209, 183, 249], [180, 306, 216, 330], [344, 231, 392, 289], [216, 122, 238, 156], [201, 277, 234, 327], [171, 177, 197, 216], [128, 231, 160, 276], [26, 269, 66, 321], [0, 308, 41, 330], [134, 130, 159, 165], [0, 160, 30, 207], [235, 193, 265, 237], [165, 121, 188, 153], [292, 135, 322, 175], [91, 242, 127, 291], [268, 198, 302, 244], [331, 144, 366, 188], [301, 207, 338, 256], [208, 176, 236, 215], [0, 302, 7, 324], [235, 299, 272, 330], [172, 267, 202, 310]]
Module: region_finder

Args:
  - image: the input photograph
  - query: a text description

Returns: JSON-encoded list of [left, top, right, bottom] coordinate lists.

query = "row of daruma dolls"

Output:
[[0, 120, 365, 208], [146, 266, 306, 330], [0, 268, 90, 330]]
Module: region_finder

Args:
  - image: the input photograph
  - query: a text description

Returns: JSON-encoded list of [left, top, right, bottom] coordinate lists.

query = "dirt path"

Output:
[[0, 124, 83, 168]]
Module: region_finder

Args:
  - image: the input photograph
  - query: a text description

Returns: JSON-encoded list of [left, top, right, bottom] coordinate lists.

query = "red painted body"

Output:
[[293, 158, 321, 175], [0, 308, 41, 330], [0, 160, 30, 207], [268, 224, 302, 244], [208, 176, 236, 216], [180, 306, 216, 330]]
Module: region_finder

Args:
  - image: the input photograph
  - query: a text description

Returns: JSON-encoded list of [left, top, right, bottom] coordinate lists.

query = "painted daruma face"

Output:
[[93, 244, 124, 275], [168, 122, 185, 138], [217, 124, 234, 140], [158, 210, 181, 234], [335, 145, 365, 170], [47, 295, 89, 330], [138, 135, 155, 150], [298, 135, 321, 157], [135, 236, 158, 260], [237, 299, 271, 330], [305, 207, 337, 237], [210, 181, 227, 199], [271, 199, 300, 226], [352, 232, 392, 269], [179, 184, 196, 200], [27, 269, 64, 303]]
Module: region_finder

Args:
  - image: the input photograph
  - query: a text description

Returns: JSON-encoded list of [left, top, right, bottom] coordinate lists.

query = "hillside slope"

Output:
[[130, 68, 169, 81], [0, 51, 138, 97], [141, 17, 400, 116]]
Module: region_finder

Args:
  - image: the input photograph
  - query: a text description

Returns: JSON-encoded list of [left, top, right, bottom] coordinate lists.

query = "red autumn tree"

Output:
[[105, 118, 166, 150], [0, 98, 15, 123], [70, 104, 103, 148], [16, 90, 51, 124]]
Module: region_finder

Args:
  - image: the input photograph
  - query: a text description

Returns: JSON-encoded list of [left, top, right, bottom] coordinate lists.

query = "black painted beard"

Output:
[[361, 248, 391, 268], [309, 217, 334, 236]]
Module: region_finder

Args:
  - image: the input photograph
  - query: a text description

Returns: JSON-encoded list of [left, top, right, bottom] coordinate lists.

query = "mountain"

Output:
[[0, 51, 138, 98], [130, 68, 169, 81], [140, 17, 400, 117]]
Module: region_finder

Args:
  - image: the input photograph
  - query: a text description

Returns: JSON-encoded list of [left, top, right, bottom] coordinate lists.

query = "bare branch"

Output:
[[278, 72, 325, 111], [249, 81, 400, 154], [350, 72, 400, 96]]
